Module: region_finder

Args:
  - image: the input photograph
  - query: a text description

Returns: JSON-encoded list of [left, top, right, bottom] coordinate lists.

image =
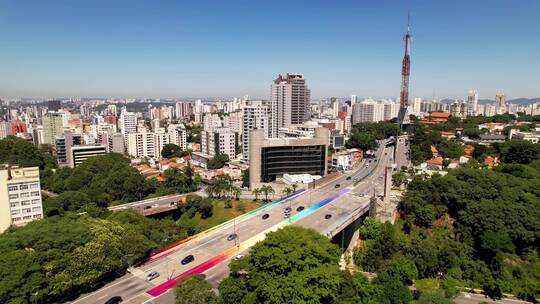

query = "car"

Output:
[[346, 176, 351, 180], [296, 206, 305, 212], [284, 213, 290, 219], [181, 255, 194, 265], [233, 254, 244, 260], [324, 214, 332, 219], [353, 177, 359, 182], [284, 207, 292, 212], [365, 164, 369, 168], [358, 193, 365, 197], [262, 213, 270, 220], [334, 184, 340, 188], [104, 296, 123, 304], [227, 233, 238, 241], [146, 271, 160, 281]]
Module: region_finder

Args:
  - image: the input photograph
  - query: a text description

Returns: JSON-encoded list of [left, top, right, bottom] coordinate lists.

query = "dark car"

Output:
[[104, 296, 123, 304], [227, 234, 238, 241], [262, 213, 270, 220], [334, 184, 340, 188], [325, 214, 332, 219], [181, 255, 194, 265], [346, 176, 351, 180], [296, 206, 305, 212]]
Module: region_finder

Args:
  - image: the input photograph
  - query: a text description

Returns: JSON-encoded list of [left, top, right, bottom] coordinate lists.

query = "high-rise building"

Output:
[[203, 113, 222, 132], [269, 73, 310, 138], [108, 133, 125, 154], [119, 109, 137, 136], [168, 124, 188, 150], [332, 99, 339, 118], [467, 90, 478, 117], [42, 112, 64, 145], [495, 92, 506, 114], [243, 101, 268, 164], [351, 95, 358, 107], [0, 166, 43, 233], [0, 121, 10, 139], [175, 102, 193, 119], [201, 127, 238, 161], [352, 99, 384, 124], [47, 100, 62, 112]]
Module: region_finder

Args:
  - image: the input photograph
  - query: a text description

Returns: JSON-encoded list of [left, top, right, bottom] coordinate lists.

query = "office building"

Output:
[[467, 90, 478, 117], [42, 112, 64, 145], [201, 127, 238, 161], [69, 145, 107, 168], [0, 166, 43, 233], [249, 127, 328, 188], [47, 100, 61, 112], [243, 102, 269, 163], [269, 73, 310, 138], [55, 131, 82, 165]]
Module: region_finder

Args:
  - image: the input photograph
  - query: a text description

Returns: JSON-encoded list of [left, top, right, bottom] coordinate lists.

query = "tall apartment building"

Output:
[[243, 101, 268, 164], [0, 166, 43, 233], [223, 111, 243, 134], [269, 73, 310, 138], [108, 133, 125, 154], [350, 95, 358, 107], [495, 92, 506, 115], [127, 131, 156, 158], [119, 109, 137, 136], [201, 127, 238, 160], [42, 112, 64, 145], [175, 102, 193, 119], [382, 101, 400, 121], [168, 124, 188, 150], [467, 90, 478, 117], [0, 121, 10, 139], [203, 113, 222, 132], [352, 99, 384, 124], [153, 128, 170, 159]]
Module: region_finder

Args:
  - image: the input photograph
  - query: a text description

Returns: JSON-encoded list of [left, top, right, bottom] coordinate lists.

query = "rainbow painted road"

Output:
[[146, 187, 351, 297]]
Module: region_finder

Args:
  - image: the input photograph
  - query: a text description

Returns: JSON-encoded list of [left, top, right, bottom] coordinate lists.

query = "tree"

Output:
[[161, 143, 187, 159], [207, 154, 229, 169], [259, 184, 275, 202], [241, 169, 249, 188], [174, 276, 221, 304], [346, 132, 378, 151], [252, 188, 261, 201], [218, 226, 347, 304], [0, 136, 56, 169], [392, 172, 408, 187], [281, 186, 293, 198], [500, 140, 540, 164]]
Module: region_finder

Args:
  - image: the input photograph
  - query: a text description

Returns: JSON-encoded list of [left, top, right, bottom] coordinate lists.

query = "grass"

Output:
[[199, 199, 262, 228], [414, 278, 441, 293]]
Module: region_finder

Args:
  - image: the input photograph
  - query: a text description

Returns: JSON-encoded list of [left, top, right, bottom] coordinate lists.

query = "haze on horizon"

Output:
[[0, 0, 539, 100]]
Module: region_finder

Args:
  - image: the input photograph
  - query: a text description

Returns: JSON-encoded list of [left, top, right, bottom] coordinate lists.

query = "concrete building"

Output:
[[0, 121, 10, 139], [350, 95, 358, 107], [352, 99, 384, 124], [69, 145, 107, 168], [55, 131, 82, 165], [168, 124, 188, 150], [495, 92, 506, 115], [467, 90, 478, 117], [450, 101, 468, 119], [42, 112, 64, 145], [108, 133, 125, 154], [0, 166, 43, 233], [203, 113, 222, 132], [119, 109, 137, 136], [201, 127, 238, 160], [249, 127, 328, 188], [175, 102, 193, 119], [242, 102, 268, 163], [269, 73, 310, 138], [153, 128, 170, 159]]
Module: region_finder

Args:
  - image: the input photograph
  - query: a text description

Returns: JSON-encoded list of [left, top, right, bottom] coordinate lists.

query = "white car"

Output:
[[233, 254, 244, 260], [146, 271, 160, 281]]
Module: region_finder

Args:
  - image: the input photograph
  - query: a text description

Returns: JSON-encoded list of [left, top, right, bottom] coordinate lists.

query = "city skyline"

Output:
[[1, 0, 539, 99]]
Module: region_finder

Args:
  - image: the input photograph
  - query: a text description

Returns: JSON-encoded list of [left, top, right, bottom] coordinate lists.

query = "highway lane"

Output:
[[72, 141, 403, 304]]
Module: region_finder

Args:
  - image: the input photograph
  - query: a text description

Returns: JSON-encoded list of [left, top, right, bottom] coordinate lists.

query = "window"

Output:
[[21, 201, 31, 206], [32, 199, 40, 204], [33, 214, 42, 219], [10, 202, 19, 208], [31, 191, 40, 197], [11, 210, 20, 215], [30, 183, 39, 189], [22, 208, 32, 214], [32, 207, 41, 213], [20, 192, 30, 198], [12, 217, 21, 222], [9, 194, 18, 199], [23, 216, 32, 220], [8, 185, 18, 191], [19, 184, 29, 190]]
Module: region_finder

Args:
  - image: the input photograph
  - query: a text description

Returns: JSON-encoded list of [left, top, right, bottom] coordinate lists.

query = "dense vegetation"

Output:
[[41, 153, 200, 213], [207, 153, 230, 169], [161, 143, 189, 159], [356, 161, 540, 302], [0, 136, 56, 170], [346, 122, 402, 151], [0, 210, 184, 303]]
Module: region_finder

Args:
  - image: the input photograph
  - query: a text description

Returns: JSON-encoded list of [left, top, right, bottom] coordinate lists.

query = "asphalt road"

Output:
[[71, 140, 408, 304], [454, 292, 533, 304]]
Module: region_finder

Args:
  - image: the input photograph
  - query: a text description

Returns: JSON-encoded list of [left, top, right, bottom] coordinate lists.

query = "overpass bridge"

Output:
[[72, 137, 410, 304]]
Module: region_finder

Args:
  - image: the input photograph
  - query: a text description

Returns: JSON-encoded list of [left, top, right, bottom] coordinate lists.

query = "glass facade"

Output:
[[260, 145, 325, 182]]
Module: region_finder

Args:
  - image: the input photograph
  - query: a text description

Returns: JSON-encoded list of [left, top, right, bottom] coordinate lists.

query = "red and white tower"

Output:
[[398, 14, 412, 127]]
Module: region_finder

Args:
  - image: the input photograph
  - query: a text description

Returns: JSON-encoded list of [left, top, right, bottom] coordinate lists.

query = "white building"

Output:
[[352, 99, 385, 124], [42, 112, 64, 145], [201, 127, 237, 160], [203, 113, 222, 132], [0, 166, 43, 233], [168, 124, 188, 150], [119, 108, 137, 136], [467, 90, 478, 117], [495, 92, 506, 115], [243, 101, 268, 163]]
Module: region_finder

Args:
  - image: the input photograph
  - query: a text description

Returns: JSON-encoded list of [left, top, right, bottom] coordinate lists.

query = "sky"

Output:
[[0, 0, 539, 100]]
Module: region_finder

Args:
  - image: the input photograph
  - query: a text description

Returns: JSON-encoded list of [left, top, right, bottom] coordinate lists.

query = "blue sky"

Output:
[[0, 0, 539, 99]]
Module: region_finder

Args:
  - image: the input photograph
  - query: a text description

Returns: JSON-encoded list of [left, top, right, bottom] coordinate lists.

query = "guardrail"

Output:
[[323, 202, 370, 238]]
